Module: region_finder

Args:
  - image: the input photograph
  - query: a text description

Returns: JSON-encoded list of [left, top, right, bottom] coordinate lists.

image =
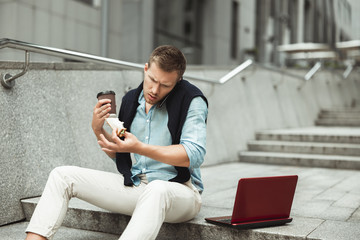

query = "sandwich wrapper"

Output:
[[106, 117, 126, 137]]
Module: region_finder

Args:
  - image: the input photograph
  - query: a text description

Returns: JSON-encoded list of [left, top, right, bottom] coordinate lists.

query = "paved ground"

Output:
[[200, 162, 360, 240]]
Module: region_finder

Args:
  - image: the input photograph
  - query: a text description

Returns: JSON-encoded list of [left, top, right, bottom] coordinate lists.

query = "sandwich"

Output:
[[105, 118, 127, 137]]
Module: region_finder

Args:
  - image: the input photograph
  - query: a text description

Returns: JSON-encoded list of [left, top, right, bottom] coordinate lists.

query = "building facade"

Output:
[[0, 0, 358, 66]]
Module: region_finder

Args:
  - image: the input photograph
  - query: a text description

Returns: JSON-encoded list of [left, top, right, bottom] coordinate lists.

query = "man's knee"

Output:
[[48, 166, 81, 187], [47, 166, 79, 198], [50, 166, 75, 178]]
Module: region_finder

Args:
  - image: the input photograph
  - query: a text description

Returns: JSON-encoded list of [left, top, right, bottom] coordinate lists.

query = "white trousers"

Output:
[[26, 166, 202, 240]]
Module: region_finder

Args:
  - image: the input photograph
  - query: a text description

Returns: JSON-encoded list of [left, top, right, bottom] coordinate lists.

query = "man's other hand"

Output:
[[92, 99, 111, 134], [98, 129, 140, 154]]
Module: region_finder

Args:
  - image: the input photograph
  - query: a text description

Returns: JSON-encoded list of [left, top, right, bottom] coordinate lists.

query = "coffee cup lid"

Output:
[[97, 90, 115, 98]]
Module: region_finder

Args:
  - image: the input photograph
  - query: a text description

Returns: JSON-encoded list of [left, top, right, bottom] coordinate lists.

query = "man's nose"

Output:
[[152, 83, 160, 95]]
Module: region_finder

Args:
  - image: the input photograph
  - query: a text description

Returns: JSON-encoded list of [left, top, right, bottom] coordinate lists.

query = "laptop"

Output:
[[205, 175, 298, 229]]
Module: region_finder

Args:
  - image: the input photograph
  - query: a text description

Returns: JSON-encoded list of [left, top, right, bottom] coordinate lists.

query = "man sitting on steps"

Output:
[[25, 45, 208, 240]]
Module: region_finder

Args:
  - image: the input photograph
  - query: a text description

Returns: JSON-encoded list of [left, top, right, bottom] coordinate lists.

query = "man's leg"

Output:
[[119, 180, 202, 240], [26, 166, 146, 240]]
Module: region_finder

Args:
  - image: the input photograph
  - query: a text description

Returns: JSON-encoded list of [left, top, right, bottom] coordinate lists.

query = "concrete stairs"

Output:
[[7, 160, 360, 240], [316, 109, 360, 126], [3, 108, 360, 239], [239, 108, 360, 170]]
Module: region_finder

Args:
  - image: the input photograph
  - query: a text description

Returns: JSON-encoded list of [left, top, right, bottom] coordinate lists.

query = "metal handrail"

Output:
[[1, 38, 321, 89], [0, 38, 256, 88], [183, 59, 254, 84], [0, 38, 144, 70]]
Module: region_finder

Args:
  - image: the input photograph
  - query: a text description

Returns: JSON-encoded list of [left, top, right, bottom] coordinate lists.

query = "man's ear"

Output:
[[144, 63, 148, 72]]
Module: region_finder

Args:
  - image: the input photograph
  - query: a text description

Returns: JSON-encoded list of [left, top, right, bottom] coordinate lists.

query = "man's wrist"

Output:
[[93, 127, 104, 137], [133, 140, 146, 155]]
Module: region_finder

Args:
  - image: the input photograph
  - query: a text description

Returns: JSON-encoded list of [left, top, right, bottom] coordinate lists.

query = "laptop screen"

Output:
[[231, 175, 298, 224]]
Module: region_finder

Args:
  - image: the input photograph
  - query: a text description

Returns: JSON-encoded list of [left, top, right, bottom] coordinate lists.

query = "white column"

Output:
[[297, 0, 304, 43]]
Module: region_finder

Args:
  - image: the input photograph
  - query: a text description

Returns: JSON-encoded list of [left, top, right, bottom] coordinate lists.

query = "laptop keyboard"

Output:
[[219, 218, 232, 224]]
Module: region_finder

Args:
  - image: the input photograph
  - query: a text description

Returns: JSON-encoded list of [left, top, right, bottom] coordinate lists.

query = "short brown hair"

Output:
[[148, 45, 187, 79]]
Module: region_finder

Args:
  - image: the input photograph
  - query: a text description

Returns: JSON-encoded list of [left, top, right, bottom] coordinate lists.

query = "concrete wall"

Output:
[[1, 62, 359, 225], [0, 63, 143, 226], [188, 66, 360, 165]]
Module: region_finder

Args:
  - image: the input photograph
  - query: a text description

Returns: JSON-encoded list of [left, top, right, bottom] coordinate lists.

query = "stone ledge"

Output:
[[21, 197, 321, 240], [0, 221, 119, 240]]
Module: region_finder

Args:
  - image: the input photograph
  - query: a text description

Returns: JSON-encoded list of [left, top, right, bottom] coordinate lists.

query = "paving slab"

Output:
[[308, 220, 360, 240], [348, 207, 360, 222], [334, 192, 360, 208]]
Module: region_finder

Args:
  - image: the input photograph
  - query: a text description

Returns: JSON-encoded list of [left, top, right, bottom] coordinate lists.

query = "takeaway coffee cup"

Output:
[[97, 90, 116, 117]]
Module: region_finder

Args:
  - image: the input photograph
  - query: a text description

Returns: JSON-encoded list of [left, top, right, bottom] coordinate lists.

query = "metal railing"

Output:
[[0, 38, 145, 88], [278, 41, 360, 80], [0, 38, 145, 70], [0, 38, 328, 89], [1, 38, 259, 88]]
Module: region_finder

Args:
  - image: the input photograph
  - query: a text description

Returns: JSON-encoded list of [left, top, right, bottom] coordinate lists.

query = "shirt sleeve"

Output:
[[180, 96, 208, 170]]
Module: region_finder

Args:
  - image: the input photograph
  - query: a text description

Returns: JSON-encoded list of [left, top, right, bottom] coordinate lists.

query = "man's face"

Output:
[[143, 62, 180, 106]]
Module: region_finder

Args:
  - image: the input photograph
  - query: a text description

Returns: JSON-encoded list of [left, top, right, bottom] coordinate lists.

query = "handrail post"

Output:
[[1, 50, 30, 89], [304, 61, 321, 81], [219, 59, 253, 84], [343, 61, 353, 79]]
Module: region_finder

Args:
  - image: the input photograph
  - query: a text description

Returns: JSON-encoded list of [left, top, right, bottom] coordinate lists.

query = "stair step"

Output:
[[239, 151, 360, 170], [21, 197, 130, 236], [248, 140, 360, 156], [320, 109, 360, 114], [318, 113, 360, 119], [0, 221, 119, 240], [316, 109, 360, 127], [255, 127, 360, 144], [316, 119, 360, 127]]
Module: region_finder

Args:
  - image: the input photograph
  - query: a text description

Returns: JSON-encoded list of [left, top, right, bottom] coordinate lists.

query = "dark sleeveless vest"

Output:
[[116, 79, 208, 186]]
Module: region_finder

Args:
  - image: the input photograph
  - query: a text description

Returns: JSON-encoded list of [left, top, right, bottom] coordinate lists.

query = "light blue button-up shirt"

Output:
[[129, 90, 208, 193]]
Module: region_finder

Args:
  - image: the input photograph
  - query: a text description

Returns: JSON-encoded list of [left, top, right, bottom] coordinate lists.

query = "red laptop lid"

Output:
[[231, 175, 298, 224]]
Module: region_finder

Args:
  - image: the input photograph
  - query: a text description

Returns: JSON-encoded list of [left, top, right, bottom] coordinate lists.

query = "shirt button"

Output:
[[145, 136, 149, 140], [146, 119, 150, 123], [142, 168, 146, 173]]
